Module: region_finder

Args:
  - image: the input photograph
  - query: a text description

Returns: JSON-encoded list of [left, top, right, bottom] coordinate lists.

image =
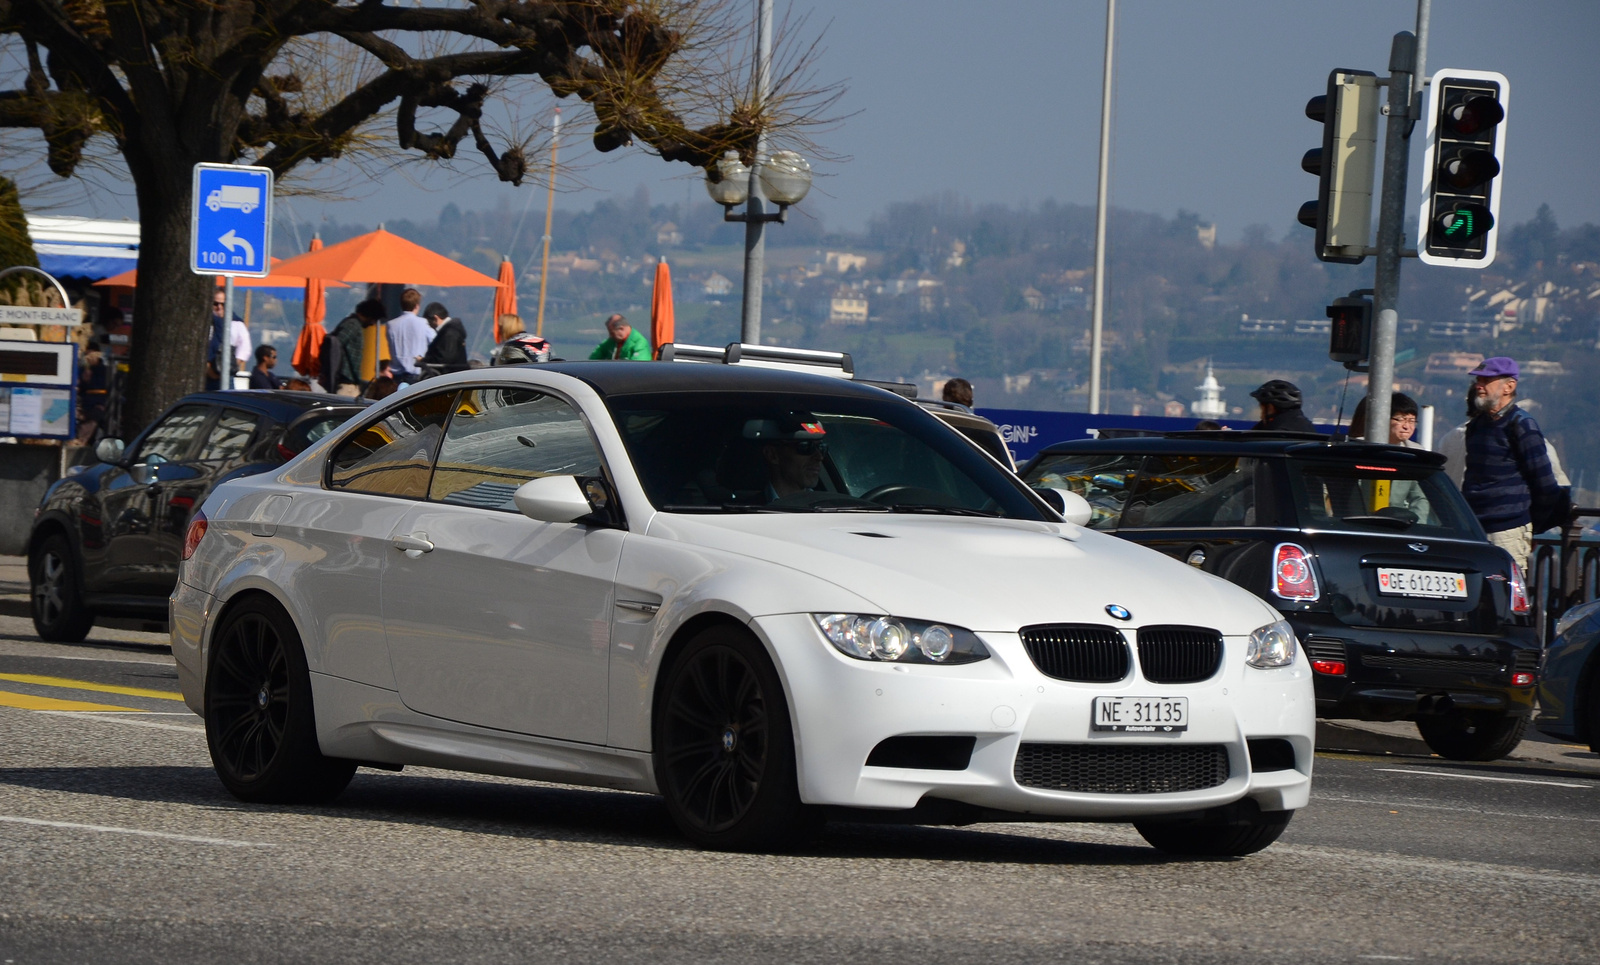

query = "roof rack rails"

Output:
[[657, 342, 854, 378]]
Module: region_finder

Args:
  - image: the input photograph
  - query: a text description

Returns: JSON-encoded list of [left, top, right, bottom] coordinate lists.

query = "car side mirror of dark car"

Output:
[[1033, 487, 1094, 526], [94, 438, 125, 465]]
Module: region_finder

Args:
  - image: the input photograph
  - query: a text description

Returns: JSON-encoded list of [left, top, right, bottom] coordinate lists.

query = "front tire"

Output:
[[205, 597, 355, 804], [1416, 711, 1527, 762], [30, 534, 94, 643], [1134, 801, 1292, 857], [653, 625, 820, 851]]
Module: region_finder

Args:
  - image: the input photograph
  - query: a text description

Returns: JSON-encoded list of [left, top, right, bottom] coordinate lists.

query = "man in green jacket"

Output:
[[589, 314, 652, 360]]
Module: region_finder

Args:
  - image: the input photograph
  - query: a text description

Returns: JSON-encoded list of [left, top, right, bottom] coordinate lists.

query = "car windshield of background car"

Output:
[[1023, 453, 1145, 529], [194, 408, 257, 461], [1120, 456, 1264, 529], [428, 388, 604, 511], [1287, 461, 1478, 537], [606, 392, 1048, 518]]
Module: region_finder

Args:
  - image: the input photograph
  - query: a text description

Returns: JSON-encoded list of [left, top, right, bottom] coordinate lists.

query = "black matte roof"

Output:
[[545, 360, 906, 400], [1031, 434, 1447, 466]]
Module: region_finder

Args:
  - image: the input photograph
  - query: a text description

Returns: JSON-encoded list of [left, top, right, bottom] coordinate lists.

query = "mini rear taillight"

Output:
[[1272, 543, 1320, 601], [1311, 659, 1347, 675], [276, 442, 297, 461], [182, 510, 208, 561], [1511, 671, 1535, 687], [1509, 561, 1530, 615]]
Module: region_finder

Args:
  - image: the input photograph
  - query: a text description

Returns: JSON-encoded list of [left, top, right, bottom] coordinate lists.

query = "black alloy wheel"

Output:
[[1416, 711, 1528, 762], [30, 534, 94, 642], [205, 598, 355, 804], [654, 626, 818, 851]]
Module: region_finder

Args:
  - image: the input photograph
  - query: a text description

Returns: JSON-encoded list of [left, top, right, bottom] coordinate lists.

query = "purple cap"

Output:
[[1468, 356, 1519, 379]]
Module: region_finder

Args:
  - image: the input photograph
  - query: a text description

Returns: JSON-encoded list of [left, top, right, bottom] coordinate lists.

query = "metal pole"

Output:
[[536, 108, 561, 338], [220, 275, 235, 389], [1364, 31, 1416, 444], [1088, 0, 1116, 414], [739, 0, 773, 346], [1413, 0, 1431, 101]]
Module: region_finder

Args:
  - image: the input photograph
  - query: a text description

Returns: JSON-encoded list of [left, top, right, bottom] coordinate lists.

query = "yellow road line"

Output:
[[0, 673, 184, 701], [0, 690, 148, 713]]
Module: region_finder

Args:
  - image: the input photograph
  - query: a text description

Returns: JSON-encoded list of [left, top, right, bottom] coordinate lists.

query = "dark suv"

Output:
[[28, 391, 367, 641], [1021, 433, 1539, 761]]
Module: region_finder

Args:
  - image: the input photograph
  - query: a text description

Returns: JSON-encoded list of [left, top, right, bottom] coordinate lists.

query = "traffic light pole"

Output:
[[1364, 30, 1417, 443]]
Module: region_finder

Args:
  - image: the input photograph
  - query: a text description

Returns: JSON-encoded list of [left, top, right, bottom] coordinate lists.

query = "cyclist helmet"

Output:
[[1249, 379, 1303, 408], [492, 334, 552, 365]]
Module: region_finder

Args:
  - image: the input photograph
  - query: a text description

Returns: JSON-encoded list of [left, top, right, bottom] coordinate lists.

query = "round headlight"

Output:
[[916, 624, 955, 662], [867, 617, 908, 660]]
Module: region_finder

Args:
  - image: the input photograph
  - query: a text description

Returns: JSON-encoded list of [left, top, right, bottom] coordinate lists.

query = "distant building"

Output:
[[1021, 287, 1047, 311], [1424, 352, 1484, 376], [1238, 316, 1289, 334], [1293, 319, 1331, 336], [1164, 400, 1188, 418], [825, 251, 866, 274], [827, 289, 869, 325], [1195, 223, 1217, 249], [655, 222, 682, 246], [1191, 364, 1227, 421], [703, 272, 733, 297]]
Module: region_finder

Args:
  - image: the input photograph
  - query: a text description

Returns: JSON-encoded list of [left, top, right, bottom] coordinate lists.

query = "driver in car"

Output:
[[746, 413, 829, 503]]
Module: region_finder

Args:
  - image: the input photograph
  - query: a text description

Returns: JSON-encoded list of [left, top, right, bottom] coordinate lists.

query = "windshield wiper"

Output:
[[659, 503, 776, 514], [887, 504, 999, 518]]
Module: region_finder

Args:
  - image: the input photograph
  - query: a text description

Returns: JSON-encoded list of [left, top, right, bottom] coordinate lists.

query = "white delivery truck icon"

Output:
[[205, 184, 260, 214]]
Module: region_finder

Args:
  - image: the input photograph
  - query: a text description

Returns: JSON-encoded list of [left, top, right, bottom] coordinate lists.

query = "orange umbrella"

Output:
[[493, 258, 517, 342], [93, 258, 350, 290], [292, 236, 327, 378], [269, 227, 503, 287], [650, 259, 675, 356]]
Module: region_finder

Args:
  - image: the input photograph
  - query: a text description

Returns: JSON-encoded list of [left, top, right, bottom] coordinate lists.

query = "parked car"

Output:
[[28, 390, 368, 641], [174, 363, 1313, 855], [1021, 433, 1540, 762], [1534, 598, 1600, 752]]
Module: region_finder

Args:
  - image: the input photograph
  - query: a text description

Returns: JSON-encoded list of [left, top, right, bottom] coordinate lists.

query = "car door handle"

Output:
[[393, 533, 435, 558]]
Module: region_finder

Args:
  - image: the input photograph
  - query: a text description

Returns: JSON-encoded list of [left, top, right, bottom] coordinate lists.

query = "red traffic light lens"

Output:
[[1445, 95, 1504, 137]]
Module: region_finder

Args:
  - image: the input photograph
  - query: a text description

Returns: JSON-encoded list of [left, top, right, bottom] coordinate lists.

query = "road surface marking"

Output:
[[1315, 792, 1600, 823], [0, 672, 183, 701], [0, 814, 273, 848], [1375, 767, 1594, 789], [0, 690, 146, 713], [35, 710, 203, 733]]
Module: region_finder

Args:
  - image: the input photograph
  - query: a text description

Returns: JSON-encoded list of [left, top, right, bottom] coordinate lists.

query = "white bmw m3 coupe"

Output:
[[172, 361, 1313, 855]]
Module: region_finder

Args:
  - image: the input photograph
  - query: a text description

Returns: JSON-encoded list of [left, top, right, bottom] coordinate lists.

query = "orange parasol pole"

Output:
[[493, 259, 517, 343], [536, 108, 560, 337], [292, 235, 327, 378], [650, 258, 675, 356]]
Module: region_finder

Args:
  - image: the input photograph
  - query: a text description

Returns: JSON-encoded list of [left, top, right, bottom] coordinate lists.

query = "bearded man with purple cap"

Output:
[[1461, 356, 1570, 570]]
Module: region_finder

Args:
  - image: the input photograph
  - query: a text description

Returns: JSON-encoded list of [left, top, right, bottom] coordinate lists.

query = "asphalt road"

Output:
[[1, 615, 1597, 965]]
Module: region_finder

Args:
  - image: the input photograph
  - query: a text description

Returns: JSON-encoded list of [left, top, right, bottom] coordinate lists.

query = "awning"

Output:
[[25, 215, 140, 280]]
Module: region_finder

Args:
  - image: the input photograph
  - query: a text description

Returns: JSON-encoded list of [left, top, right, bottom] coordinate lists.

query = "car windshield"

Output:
[[1023, 452, 1143, 530], [606, 391, 1048, 519], [1287, 459, 1483, 538]]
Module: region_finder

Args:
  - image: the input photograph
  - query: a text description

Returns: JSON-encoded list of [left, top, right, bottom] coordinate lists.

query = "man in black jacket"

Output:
[[420, 301, 469, 375], [321, 299, 384, 397], [1249, 379, 1317, 433]]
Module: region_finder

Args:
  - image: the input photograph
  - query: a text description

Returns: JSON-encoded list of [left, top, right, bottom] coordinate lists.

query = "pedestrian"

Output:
[[1249, 380, 1316, 433], [493, 333, 553, 365], [321, 299, 384, 398], [942, 377, 974, 408], [385, 288, 434, 383], [204, 290, 251, 390], [1347, 392, 1423, 447], [419, 301, 469, 375], [589, 313, 651, 360], [1460, 356, 1570, 570], [248, 344, 282, 390], [1440, 387, 1570, 488], [75, 341, 109, 444]]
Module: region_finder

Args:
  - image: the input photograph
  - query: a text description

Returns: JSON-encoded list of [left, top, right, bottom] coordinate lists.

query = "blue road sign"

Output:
[[190, 163, 273, 278]]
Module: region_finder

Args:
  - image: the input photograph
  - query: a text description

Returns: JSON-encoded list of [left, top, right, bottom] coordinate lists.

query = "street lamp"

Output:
[[704, 145, 813, 344]]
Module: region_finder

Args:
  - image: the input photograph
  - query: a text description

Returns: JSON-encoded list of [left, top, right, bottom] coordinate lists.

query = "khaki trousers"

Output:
[[335, 383, 362, 398], [1486, 523, 1533, 572]]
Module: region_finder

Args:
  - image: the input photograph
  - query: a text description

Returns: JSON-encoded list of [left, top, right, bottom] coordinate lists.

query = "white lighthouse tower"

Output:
[[1192, 363, 1227, 421]]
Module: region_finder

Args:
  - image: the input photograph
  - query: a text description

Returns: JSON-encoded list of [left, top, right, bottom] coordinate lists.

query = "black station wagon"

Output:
[[1022, 432, 1539, 761]]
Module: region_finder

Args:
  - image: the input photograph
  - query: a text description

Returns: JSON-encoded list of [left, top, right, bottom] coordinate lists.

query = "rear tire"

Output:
[[1134, 802, 1292, 857], [1587, 677, 1600, 756], [30, 534, 94, 643], [1417, 711, 1527, 762], [205, 597, 355, 804], [653, 625, 820, 851]]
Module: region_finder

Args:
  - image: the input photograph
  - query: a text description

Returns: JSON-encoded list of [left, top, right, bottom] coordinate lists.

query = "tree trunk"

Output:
[[123, 167, 212, 437]]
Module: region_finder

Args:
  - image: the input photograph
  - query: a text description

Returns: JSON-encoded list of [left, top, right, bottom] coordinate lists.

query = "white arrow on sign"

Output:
[[218, 229, 255, 266]]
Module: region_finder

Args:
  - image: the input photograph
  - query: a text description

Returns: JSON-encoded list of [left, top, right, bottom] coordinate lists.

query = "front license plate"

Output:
[[1376, 567, 1468, 599], [1091, 696, 1188, 732]]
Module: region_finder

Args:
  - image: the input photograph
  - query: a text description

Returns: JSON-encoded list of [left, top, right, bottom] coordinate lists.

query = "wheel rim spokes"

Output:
[[210, 614, 290, 781], [664, 647, 767, 832], [33, 552, 65, 624]]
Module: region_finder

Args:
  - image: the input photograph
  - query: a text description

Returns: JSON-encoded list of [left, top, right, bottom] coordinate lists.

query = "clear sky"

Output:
[[23, 0, 1600, 241]]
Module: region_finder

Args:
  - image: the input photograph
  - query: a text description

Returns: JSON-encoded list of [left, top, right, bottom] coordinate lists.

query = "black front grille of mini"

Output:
[[1014, 743, 1230, 794], [1136, 626, 1224, 684], [1019, 624, 1129, 682], [1512, 649, 1540, 674], [1303, 636, 1348, 661]]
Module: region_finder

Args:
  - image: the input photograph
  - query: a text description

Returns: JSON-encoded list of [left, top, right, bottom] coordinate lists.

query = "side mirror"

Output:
[[513, 475, 597, 524], [95, 438, 125, 464], [1033, 487, 1093, 527]]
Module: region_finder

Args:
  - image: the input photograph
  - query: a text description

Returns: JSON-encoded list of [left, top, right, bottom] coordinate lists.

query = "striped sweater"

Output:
[[1461, 403, 1567, 533]]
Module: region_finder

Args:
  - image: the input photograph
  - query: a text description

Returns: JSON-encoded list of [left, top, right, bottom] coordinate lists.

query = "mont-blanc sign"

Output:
[[0, 305, 83, 326]]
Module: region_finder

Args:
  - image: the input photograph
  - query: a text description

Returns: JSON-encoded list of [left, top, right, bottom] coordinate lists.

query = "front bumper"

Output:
[[750, 614, 1315, 819], [1287, 614, 1539, 721]]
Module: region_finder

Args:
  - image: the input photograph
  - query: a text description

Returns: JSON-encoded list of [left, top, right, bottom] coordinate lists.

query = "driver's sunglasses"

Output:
[[787, 440, 828, 457]]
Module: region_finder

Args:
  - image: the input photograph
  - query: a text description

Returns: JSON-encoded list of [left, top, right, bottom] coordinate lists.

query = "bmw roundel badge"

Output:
[[1105, 604, 1132, 621]]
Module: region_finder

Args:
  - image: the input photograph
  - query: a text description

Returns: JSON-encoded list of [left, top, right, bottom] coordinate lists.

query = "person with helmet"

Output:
[[1249, 379, 1316, 433], [493, 333, 554, 365]]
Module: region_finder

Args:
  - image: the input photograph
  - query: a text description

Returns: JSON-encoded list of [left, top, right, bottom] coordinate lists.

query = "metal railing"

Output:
[[1529, 507, 1600, 645]]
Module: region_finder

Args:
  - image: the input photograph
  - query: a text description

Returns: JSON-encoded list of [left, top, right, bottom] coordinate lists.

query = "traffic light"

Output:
[[1299, 69, 1380, 264], [1418, 69, 1509, 268], [1327, 292, 1372, 367]]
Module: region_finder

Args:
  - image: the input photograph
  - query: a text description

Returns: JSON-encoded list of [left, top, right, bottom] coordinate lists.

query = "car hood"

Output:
[[647, 512, 1278, 634]]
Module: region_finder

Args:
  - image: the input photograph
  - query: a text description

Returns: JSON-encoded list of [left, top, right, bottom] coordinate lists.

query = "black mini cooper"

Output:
[[1021, 432, 1539, 761]]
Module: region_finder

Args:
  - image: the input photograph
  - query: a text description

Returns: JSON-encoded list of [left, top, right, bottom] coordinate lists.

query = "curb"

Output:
[[1316, 720, 1433, 757]]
